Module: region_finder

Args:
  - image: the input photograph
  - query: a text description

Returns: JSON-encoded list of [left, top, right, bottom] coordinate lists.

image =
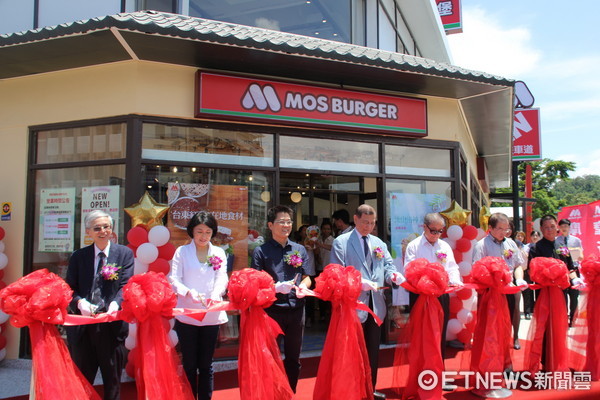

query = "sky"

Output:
[[445, 0, 600, 178]]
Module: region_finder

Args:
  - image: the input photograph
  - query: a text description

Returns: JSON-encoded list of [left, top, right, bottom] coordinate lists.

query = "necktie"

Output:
[[362, 236, 369, 259], [90, 252, 106, 311]]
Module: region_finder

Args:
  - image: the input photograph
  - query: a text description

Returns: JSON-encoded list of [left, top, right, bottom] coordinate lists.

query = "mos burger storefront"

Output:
[[0, 12, 514, 360]]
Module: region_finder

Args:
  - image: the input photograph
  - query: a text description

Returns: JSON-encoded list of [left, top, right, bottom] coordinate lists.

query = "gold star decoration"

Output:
[[440, 200, 472, 227], [124, 191, 169, 228], [479, 205, 491, 232]]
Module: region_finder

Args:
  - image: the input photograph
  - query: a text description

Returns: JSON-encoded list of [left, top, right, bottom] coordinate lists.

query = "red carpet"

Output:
[[6, 342, 600, 399]]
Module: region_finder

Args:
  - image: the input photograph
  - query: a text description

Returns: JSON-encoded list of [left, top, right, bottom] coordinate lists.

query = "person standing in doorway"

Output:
[[330, 204, 405, 400], [66, 210, 134, 400], [332, 209, 353, 237], [251, 205, 311, 393]]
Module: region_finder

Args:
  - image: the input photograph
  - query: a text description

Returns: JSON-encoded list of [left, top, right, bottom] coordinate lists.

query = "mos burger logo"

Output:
[[569, 209, 582, 219], [241, 83, 399, 120]]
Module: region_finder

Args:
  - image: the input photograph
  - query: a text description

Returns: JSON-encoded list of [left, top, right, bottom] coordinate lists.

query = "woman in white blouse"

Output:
[[169, 211, 228, 400]]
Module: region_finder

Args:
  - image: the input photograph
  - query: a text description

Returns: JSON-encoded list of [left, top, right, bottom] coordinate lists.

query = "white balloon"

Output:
[[533, 218, 541, 232], [446, 330, 457, 341], [443, 238, 456, 250], [133, 258, 149, 275], [476, 228, 487, 240], [0, 310, 9, 324], [462, 293, 477, 310], [0, 348, 6, 362], [447, 318, 464, 335], [136, 243, 158, 264], [458, 261, 472, 276], [457, 308, 473, 325], [169, 330, 179, 347], [148, 226, 171, 247], [129, 323, 137, 336], [0, 240, 5, 253], [125, 335, 136, 350], [462, 248, 474, 265], [169, 318, 175, 329], [446, 225, 463, 241], [0, 253, 7, 270]]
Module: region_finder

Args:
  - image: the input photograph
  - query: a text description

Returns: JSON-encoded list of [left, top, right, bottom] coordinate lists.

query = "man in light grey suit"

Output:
[[330, 204, 405, 400]]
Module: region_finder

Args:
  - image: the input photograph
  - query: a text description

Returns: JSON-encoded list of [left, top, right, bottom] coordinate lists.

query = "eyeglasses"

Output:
[[92, 225, 112, 232], [274, 219, 293, 226], [492, 227, 511, 233], [426, 225, 444, 235]]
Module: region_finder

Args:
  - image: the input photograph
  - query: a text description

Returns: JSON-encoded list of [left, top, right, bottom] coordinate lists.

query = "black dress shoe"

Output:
[[524, 313, 531, 320], [373, 390, 386, 399], [513, 339, 521, 350]]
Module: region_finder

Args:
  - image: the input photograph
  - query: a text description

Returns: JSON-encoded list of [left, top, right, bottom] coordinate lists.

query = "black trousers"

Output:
[[522, 269, 535, 314], [409, 292, 450, 359], [362, 297, 382, 389], [266, 306, 305, 392], [175, 321, 221, 400], [67, 322, 126, 400], [564, 288, 580, 325]]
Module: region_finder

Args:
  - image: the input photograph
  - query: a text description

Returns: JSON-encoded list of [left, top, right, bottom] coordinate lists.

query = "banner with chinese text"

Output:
[[39, 188, 75, 252], [80, 186, 121, 247], [167, 183, 249, 272]]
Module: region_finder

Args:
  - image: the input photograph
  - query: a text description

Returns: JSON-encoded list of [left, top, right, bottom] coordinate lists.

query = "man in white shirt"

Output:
[[404, 212, 462, 360], [559, 218, 584, 326], [473, 212, 526, 349]]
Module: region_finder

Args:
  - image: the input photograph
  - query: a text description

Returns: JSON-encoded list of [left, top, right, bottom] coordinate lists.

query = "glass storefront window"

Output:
[[188, 0, 351, 43], [142, 124, 274, 167], [36, 123, 127, 164], [280, 136, 379, 173], [31, 165, 126, 278], [385, 145, 451, 177]]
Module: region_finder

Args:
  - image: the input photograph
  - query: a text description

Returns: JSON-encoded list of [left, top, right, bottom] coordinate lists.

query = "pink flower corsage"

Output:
[[556, 246, 570, 257], [503, 249, 514, 259], [208, 255, 223, 271], [284, 250, 303, 268], [435, 250, 447, 263], [374, 247, 384, 260], [101, 263, 120, 280]]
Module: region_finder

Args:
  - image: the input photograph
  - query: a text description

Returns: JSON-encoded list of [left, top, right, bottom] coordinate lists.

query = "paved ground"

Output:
[[0, 316, 533, 399]]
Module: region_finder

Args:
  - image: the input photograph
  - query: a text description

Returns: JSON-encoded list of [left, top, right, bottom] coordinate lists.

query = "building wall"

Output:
[[0, 60, 476, 358]]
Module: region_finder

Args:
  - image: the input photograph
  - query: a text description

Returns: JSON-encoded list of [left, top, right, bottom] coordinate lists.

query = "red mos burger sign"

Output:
[[195, 72, 427, 137]]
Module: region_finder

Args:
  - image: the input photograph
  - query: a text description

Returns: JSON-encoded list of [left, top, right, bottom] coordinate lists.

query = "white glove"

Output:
[[515, 278, 528, 289], [391, 272, 406, 285], [449, 280, 464, 287], [78, 298, 97, 316], [107, 301, 119, 314], [275, 280, 294, 294], [188, 288, 206, 304], [361, 279, 378, 292], [571, 277, 584, 287], [295, 282, 309, 298]]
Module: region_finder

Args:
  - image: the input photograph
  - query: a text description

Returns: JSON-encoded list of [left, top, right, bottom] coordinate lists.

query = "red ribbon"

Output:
[[469, 257, 513, 375], [526, 257, 570, 374], [311, 264, 374, 400], [0, 269, 101, 400], [228, 268, 294, 400], [394, 258, 448, 400]]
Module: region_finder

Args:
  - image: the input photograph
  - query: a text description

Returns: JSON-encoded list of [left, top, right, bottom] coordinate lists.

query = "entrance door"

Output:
[[279, 172, 379, 349]]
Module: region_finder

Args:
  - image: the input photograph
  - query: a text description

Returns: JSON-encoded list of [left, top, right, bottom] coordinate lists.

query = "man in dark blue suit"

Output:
[[66, 210, 134, 400], [330, 204, 405, 400]]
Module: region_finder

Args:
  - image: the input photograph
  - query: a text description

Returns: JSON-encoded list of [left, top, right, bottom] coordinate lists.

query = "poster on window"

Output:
[[39, 188, 76, 252], [389, 193, 449, 305], [80, 186, 121, 247], [167, 182, 249, 272]]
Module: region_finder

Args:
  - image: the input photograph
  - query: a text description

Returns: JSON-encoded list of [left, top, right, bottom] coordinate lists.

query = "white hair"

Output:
[[85, 210, 113, 229]]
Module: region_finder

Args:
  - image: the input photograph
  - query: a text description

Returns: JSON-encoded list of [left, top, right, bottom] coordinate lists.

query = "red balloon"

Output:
[[126, 244, 137, 254], [455, 238, 471, 253], [450, 295, 463, 314], [453, 249, 463, 263], [0, 269, 4, 280], [0, 227, 5, 240], [0, 281, 5, 290], [462, 225, 478, 241], [462, 274, 472, 283], [157, 242, 176, 261], [149, 258, 170, 275], [127, 226, 148, 247], [0, 334, 6, 349], [466, 319, 476, 332], [456, 288, 473, 300], [457, 328, 472, 344]]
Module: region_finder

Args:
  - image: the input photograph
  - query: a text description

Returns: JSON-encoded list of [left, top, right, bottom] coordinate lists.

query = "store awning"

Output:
[[0, 11, 514, 187]]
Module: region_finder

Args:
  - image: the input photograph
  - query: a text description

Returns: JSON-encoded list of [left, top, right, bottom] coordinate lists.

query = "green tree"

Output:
[[554, 174, 600, 206], [492, 158, 576, 218]]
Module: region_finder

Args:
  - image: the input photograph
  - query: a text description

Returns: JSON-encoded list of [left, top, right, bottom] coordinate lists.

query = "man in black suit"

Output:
[[66, 210, 134, 400]]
